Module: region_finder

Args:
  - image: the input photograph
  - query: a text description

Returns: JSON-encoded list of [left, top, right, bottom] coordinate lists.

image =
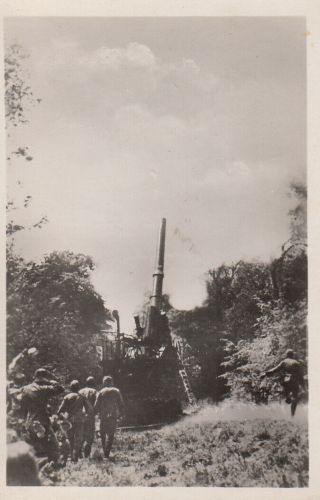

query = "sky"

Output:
[[5, 17, 306, 333]]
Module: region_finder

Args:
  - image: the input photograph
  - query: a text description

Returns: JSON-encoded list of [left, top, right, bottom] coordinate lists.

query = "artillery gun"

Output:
[[96, 218, 196, 425]]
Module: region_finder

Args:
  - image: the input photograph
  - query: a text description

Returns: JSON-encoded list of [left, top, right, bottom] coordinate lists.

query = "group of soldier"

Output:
[[7, 350, 124, 469], [7, 345, 306, 475]]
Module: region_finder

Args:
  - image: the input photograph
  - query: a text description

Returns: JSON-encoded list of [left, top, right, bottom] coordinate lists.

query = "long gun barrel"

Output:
[[144, 218, 167, 342], [150, 218, 166, 309]]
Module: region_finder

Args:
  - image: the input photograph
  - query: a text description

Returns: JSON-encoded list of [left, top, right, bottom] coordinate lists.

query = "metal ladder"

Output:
[[174, 340, 198, 407], [179, 368, 197, 406]]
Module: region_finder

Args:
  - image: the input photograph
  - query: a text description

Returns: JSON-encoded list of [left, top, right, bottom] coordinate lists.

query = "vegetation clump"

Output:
[[55, 414, 308, 487]]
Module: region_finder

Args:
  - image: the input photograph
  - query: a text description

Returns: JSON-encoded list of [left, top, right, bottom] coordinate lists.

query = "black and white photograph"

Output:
[[4, 10, 312, 490]]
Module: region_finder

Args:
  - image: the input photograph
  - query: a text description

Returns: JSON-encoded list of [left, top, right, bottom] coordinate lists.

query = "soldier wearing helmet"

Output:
[[20, 368, 64, 463], [94, 375, 124, 458], [57, 380, 92, 462], [261, 349, 305, 416], [79, 376, 97, 458]]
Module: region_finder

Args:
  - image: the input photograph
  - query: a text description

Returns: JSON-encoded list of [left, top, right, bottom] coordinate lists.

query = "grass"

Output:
[[46, 402, 308, 487]]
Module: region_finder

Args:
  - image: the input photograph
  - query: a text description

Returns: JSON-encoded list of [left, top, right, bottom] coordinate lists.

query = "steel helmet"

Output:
[[85, 376, 95, 387], [70, 380, 80, 392]]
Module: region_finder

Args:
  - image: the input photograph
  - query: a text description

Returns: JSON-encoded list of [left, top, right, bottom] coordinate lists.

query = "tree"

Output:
[[169, 260, 274, 401], [7, 251, 112, 383], [220, 299, 307, 402], [5, 43, 46, 237], [5, 43, 36, 127], [169, 307, 227, 400], [270, 183, 307, 304], [219, 183, 308, 402], [205, 261, 274, 340]]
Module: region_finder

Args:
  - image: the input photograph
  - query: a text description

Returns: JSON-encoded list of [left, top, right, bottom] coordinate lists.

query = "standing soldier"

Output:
[[94, 376, 124, 459], [79, 376, 97, 458], [20, 368, 64, 464], [57, 380, 92, 462]]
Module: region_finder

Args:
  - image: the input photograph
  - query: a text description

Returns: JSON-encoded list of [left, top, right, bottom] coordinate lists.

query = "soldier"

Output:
[[7, 348, 39, 414], [94, 375, 124, 459], [261, 349, 305, 416], [57, 380, 92, 462], [7, 372, 26, 415], [20, 368, 64, 464], [79, 376, 97, 458], [8, 347, 39, 379]]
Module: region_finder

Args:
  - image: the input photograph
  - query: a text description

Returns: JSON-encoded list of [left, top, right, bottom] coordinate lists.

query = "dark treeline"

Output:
[[169, 183, 307, 403]]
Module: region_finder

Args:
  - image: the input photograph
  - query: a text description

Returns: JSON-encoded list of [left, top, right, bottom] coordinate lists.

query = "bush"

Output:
[[220, 300, 307, 402]]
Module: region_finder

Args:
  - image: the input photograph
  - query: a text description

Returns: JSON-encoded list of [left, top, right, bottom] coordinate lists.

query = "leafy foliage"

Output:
[[207, 261, 274, 341], [7, 251, 112, 383], [5, 43, 46, 238], [170, 260, 275, 401], [221, 300, 307, 402], [5, 43, 37, 128]]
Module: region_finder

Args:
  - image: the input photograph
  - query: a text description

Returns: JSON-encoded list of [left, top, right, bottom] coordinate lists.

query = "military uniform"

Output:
[[8, 350, 28, 378], [20, 378, 63, 462], [266, 354, 305, 415], [94, 386, 124, 458], [7, 380, 24, 415], [7, 350, 32, 414], [79, 386, 97, 457], [8, 348, 38, 381], [58, 391, 92, 462]]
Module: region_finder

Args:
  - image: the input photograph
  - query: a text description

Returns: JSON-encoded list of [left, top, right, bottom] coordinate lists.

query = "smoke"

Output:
[[167, 400, 308, 431]]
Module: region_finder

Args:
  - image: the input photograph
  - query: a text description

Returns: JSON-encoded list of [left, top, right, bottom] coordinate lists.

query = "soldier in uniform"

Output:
[[57, 380, 92, 462], [7, 348, 39, 414], [94, 375, 124, 459], [79, 376, 97, 458], [20, 368, 64, 464], [8, 347, 39, 379], [7, 372, 26, 415], [261, 349, 305, 416]]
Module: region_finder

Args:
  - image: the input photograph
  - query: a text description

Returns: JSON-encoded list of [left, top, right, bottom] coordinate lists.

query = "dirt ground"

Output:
[[47, 402, 308, 487]]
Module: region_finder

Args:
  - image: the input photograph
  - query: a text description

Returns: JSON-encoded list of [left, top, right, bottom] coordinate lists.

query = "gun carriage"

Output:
[[96, 218, 196, 425]]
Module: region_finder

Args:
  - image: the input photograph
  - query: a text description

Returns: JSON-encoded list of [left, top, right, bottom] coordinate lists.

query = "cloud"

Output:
[[31, 38, 217, 121], [80, 42, 158, 71], [34, 39, 201, 80]]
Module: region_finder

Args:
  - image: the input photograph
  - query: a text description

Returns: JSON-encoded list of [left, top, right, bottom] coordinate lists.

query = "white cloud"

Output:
[[31, 39, 216, 114], [81, 42, 157, 71], [34, 39, 201, 79]]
